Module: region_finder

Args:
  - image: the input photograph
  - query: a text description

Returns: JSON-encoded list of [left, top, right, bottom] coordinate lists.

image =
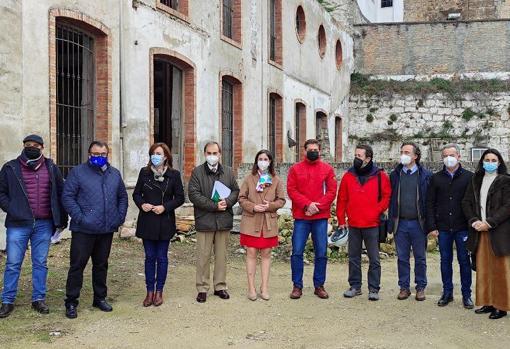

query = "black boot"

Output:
[[65, 303, 78, 319], [92, 299, 113, 312], [0, 303, 14, 318], [32, 300, 50, 314]]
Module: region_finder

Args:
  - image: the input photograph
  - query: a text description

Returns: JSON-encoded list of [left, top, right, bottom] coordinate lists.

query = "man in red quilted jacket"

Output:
[[336, 144, 391, 301], [287, 139, 337, 300]]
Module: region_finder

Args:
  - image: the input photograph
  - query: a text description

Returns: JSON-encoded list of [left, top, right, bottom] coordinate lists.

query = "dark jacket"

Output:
[[132, 167, 185, 240], [462, 173, 510, 256], [62, 162, 128, 234], [188, 163, 240, 232], [388, 163, 432, 234], [0, 157, 67, 229], [427, 165, 473, 233]]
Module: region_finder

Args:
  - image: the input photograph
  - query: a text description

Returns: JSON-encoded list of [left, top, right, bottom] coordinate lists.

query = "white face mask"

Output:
[[258, 160, 270, 171], [206, 155, 219, 166], [443, 155, 458, 169], [400, 154, 412, 166]]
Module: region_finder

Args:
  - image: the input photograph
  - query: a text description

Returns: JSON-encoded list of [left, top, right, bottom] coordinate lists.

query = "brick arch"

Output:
[[49, 9, 112, 164], [219, 72, 243, 171], [149, 48, 196, 180]]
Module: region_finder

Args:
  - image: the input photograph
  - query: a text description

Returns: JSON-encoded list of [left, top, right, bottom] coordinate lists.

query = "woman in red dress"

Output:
[[239, 150, 286, 301]]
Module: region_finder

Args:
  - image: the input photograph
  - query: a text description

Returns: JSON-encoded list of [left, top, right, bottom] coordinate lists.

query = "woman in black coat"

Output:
[[462, 148, 510, 320], [132, 142, 185, 307]]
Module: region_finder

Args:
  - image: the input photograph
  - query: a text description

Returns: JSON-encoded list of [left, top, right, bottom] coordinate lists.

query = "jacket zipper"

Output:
[[9, 163, 36, 227]]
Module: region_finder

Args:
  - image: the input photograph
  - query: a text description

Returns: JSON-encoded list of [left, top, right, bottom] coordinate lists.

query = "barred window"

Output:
[[56, 23, 95, 177], [221, 80, 234, 167], [160, 0, 179, 10], [223, 0, 233, 38], [381, 0, 393, 8]]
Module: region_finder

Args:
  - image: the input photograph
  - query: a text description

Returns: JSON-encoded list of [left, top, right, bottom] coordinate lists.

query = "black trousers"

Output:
[[65, 232, 114, 306]]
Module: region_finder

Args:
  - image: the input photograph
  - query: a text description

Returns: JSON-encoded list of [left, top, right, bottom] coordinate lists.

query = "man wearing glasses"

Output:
[[62, 141, 128, 319], [0, 135, 67, 318]]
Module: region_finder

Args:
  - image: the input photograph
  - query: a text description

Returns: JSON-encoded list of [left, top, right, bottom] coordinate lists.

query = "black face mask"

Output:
[[23, 147, 42, 160], [353, 157, 364, 169], [306, 150, 320, 161]]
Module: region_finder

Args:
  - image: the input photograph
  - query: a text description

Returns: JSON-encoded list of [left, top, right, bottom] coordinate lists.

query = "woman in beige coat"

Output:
[[239, 150, 286, 301]]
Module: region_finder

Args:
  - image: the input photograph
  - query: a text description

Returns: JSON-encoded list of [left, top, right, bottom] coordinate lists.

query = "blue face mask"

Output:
[[89, 155, 108, 168], [151, 154, 164, 167], [483, 161, 498, 173]]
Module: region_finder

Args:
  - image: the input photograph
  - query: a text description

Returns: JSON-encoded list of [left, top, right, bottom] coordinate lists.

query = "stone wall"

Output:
[[347, 91, 510, 162], [404, 0, 501, 21], [354, 20, 510, 76]]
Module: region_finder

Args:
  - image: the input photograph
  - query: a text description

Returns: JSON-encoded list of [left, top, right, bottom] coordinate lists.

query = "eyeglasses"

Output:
[[90, 152, 108, 157]]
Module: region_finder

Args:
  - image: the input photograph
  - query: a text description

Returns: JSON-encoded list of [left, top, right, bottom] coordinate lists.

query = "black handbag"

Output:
[[377, 171, 389, 243]]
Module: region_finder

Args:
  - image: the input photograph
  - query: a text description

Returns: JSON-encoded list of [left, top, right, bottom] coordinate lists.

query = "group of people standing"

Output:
[[0, 134, 509, 322]]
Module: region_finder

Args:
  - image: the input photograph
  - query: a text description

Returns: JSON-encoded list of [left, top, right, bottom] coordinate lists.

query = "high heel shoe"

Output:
[[247, 291, 257, 301], [260, 289, 270, 301], [153, 290, 164, 306], [143, 291, 154, 307]]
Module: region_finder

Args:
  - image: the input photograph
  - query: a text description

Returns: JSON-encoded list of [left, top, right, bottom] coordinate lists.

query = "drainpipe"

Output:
[[260, 0, 265, 149], [119, 0, 125, 178]]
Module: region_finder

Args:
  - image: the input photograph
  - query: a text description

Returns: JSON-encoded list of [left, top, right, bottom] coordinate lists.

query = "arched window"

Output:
[[318, 25, 326, 58], [221, 75, 243, 168], [268, 92, 283, 162], [295, 5, 306, 43]]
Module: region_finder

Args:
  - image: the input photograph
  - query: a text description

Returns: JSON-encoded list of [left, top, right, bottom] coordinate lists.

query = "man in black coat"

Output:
[[427, 143, 474, 309], [0, 135, 67, 318]]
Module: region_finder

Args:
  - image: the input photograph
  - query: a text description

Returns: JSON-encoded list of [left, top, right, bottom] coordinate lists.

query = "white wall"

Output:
[[356, 0, 404, 22]]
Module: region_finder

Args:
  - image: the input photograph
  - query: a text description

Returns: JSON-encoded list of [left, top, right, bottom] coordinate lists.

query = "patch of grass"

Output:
[[389, 114, 398, 122], [462, 108, 477, 121], [350, 73, 510, 100], [366, 114, 374, 123], [369, 107, 378, 113]]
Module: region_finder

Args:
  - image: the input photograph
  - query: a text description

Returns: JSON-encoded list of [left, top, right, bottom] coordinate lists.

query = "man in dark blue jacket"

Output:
[[0, 135, 67, 318], [427, 143, 473, 309], [62, 141, 128, 319], [389, 142, 432, 302]]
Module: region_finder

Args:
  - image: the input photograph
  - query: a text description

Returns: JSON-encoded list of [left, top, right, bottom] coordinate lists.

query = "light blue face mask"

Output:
[[151, 154, 164, 167], [483, 161, 498, 173]]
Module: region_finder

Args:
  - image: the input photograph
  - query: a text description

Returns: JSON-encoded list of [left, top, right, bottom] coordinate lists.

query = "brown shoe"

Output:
[[289, 286, 302, 299], [196, 292, 207, 303], [397, 289, 411, 300], [314, 286, 329, 299], [415, 289, 426, 301], [153, 291, 164, 306], [143, 291, 154, 307]]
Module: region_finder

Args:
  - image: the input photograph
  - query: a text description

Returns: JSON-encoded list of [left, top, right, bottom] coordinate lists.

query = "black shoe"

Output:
[[462, 297, 474, 309], [213, 290, 230, 299], [489, 309, 507, 320], [196, 292, 207, 303], [0, 303, 14, 318], [65, 304, 78, 319], [31, 300, 49, 314], [475, 305, 495, 314], [437, 294, 453, 307], [92, 299, 113, 312]]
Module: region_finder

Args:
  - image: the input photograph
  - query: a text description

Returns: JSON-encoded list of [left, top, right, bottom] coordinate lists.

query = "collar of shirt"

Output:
[[207, 163, 218, 172], [444, 166, 459, 178], [401, 164, 418, 175]]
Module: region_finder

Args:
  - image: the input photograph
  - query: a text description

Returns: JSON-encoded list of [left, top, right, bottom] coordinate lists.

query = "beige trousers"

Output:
[[195, 230, 230, 292]]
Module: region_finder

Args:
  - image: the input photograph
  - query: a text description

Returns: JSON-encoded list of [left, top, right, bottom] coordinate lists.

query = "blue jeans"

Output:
[[291, 219, 328, 289], [143, 239, 171, 292], [2, 219, 53, 304], [395, 219, 427, 291], [438, 230, 472, 298]]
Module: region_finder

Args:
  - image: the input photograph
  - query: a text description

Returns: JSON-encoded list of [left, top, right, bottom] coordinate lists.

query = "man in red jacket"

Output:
[[287, 139, 337, 300], [337, 144, 391, 301]]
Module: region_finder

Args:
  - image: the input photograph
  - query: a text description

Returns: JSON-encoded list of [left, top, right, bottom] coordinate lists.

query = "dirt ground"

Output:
[[0, 236, 509, 349]]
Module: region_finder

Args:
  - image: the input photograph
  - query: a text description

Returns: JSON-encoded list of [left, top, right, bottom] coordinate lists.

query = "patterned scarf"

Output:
[[151, 165, 168, 182], [256, 171, 272, 192]]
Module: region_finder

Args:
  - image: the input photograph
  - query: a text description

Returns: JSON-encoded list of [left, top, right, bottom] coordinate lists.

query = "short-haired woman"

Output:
[[462, 148, 510, 319], [133, 143, 185, 306], [238, 150, 285, 301]]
